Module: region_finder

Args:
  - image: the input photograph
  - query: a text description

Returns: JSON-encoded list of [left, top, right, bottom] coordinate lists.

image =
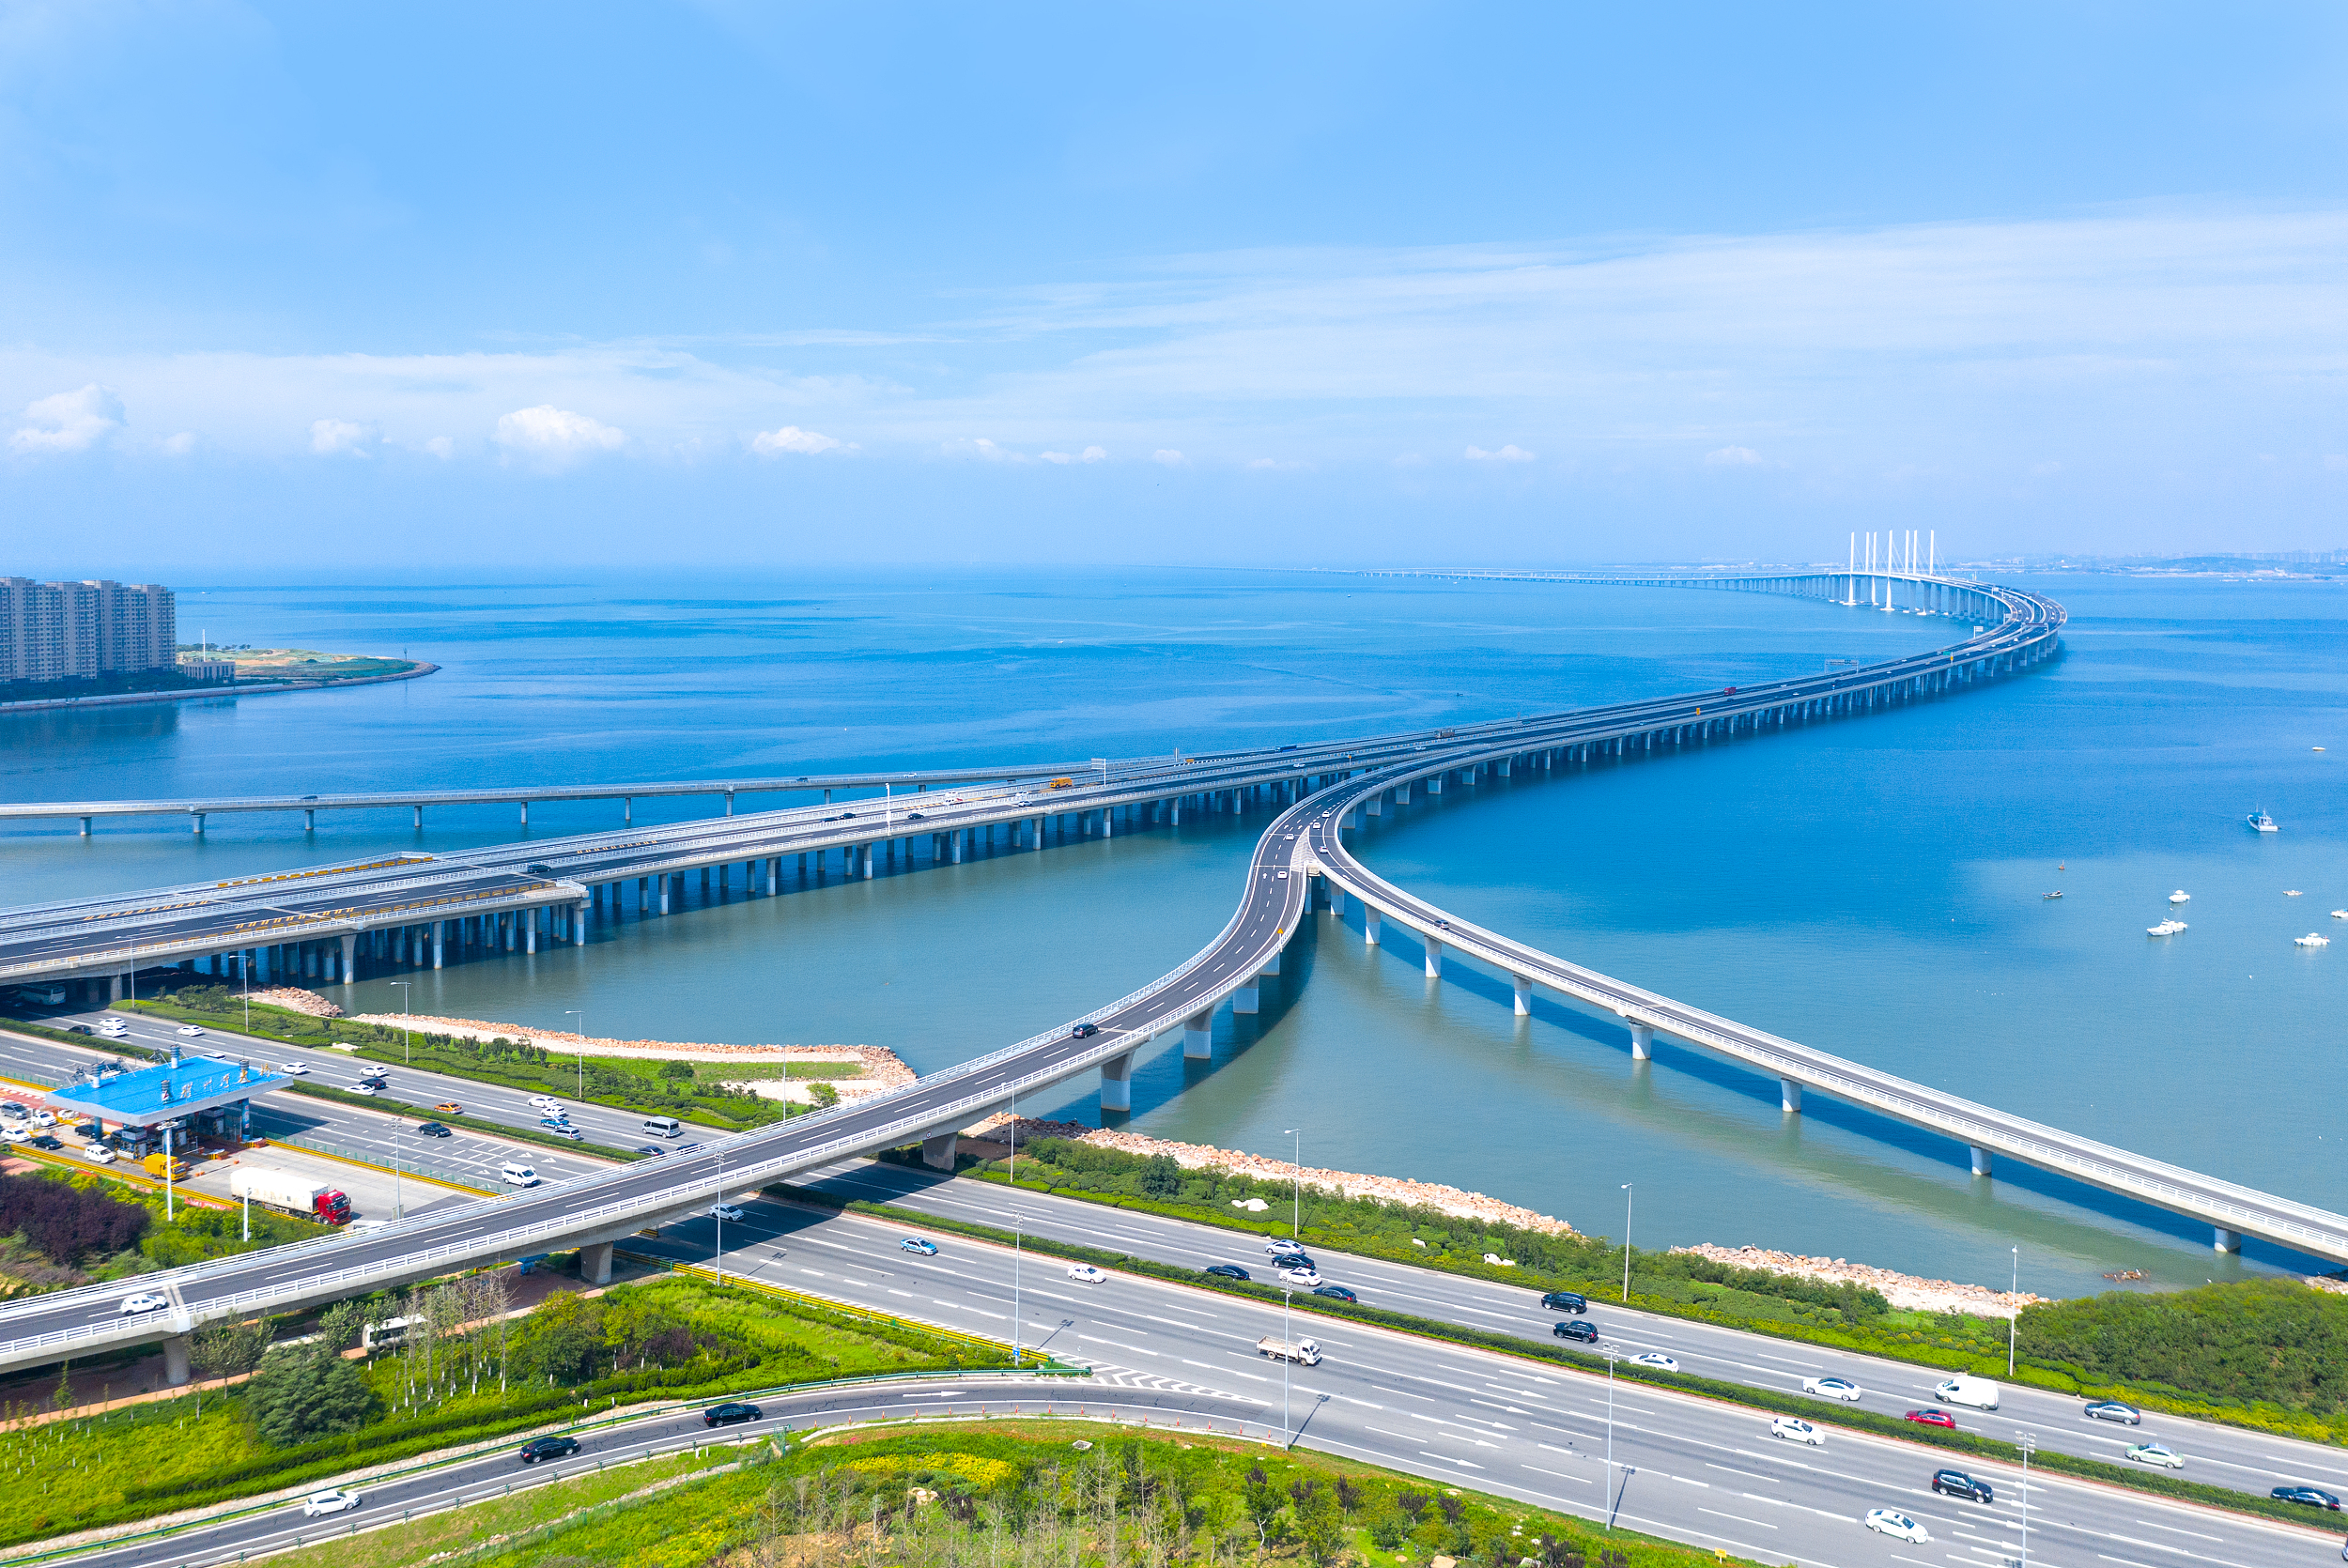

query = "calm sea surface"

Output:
[[5, 570, 2342, 1298]]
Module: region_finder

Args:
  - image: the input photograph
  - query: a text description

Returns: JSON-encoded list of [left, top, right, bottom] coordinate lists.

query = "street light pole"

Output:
[[389, 980, 412, 1066], [564, 1010, 587, 1099], [1009, 1097, 1023, 1368], [1603, 1349, 1619, 1530], [1281, 1284, 1294, 1446], [2009, 1246, 2019, 1376], [1620, 1183, 1634, 1301], [714, 1145, 726, 1286], [1284, 1128, 1301, 1241], [2016, 1430, 2034, 1568]]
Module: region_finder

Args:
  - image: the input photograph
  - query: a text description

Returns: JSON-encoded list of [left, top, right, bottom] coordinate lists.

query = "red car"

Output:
[[1905, 1408, 1958, 1430]]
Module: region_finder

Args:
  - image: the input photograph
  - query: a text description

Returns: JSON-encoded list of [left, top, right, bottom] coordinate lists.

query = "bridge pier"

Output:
[[2214, 1226, 2242, 1253], [1512, 975, 1531, 1016], [1970, 1145, 1993, 1177], [1364, 908, 1381, 945], [1780, 1078, 1801, 1114], [192, 810, 205, 835], [432, 922, 444, 968], [162, 1332, 192, 1388], [921, 1131, 959, 1171], [526, 915, 537, 954], [575, 902, 587, 944], [304, 807, 315, 831], [340, 932, 356, 982], [1183, 1010, 1213, 1058], [1232, 978, 1259, 1013], [1424, 937, 1442, 978], [1630, 1022, 1652, 1061], [1099, 1052, 1135, 1113], [80, 814, 90, 836], [579, 1241, 613, 1285]]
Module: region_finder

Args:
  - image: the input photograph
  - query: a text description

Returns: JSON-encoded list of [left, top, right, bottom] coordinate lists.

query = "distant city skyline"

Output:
[[7, 5, 2348, 569]]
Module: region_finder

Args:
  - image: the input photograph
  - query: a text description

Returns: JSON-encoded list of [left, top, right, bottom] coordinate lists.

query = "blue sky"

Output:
[[7, 2, 2348, 571]]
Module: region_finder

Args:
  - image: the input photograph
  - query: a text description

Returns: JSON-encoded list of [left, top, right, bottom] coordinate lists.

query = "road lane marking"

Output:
[[1699, 1508, 1777, 1530], [1522, 1464, 1590, 1485]]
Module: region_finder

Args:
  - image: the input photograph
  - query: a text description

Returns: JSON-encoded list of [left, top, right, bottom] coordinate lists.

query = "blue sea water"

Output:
[[4, 570, 2342, 1298]]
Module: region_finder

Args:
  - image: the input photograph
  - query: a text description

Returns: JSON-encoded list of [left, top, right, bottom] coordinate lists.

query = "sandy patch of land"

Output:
[[967, 1115, 1574, 1236], [1671, 1243, 2048, 1319]]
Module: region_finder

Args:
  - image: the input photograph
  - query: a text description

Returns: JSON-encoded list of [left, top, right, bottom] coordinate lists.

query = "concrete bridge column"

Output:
[[1429, 773, 1444, 794], [1232, 976, 1259, 1013], [1183, 1010, 1213, 1058], [863, 843, 875, 879], [1365, 908, 1382, 945], [1104, 807, 1114, 838], [413, 805, 424, 829], [526, 914, 537, 954], [1099, 1051, 1135, 1113], [575, 903, 587, 945], [2214, 1226, 2243, 1253], [192, 810, 205, 835], [1424, 937, 1443, 978], [1328, 886, 1345, 915], [1970, 1145, 1993, 1176], [162, 1333, 192, 1388], [341, 932, 356, 981], [658, 876, 671, 915], [1630, 1023, 1652, 1060], [1512, 975, 1531, 1015], [80, 815, 90, 836], [109, 974, 122, 1003], [579, 1241, 613, 1285], [950, 831, 963, 864], [921, 1131, 959, 1171], [432, 922, 445, 969], [1367, 792, 1383, 816], [1780, 1078, 1801, 1114]]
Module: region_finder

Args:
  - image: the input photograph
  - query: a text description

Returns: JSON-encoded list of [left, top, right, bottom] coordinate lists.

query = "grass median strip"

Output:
[[795, 1185, 2346, 1535]]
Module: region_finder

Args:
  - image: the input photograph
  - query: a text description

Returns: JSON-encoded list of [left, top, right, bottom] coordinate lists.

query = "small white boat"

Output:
[[2287, 890, 2305, 897], [2147, 919, 2186, 936], [2333, 909, 2348, 920], [2294, 932, 2330, 948], [2169, 890, 2190, 904], [2248, 811, 2279, 833]]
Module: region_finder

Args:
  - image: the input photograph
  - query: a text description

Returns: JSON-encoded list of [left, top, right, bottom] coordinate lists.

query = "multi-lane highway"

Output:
[[0, 572, 2078, 1376]]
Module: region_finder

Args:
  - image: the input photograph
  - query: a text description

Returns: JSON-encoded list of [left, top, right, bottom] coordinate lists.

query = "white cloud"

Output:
[[424, 436, 455, 459], [1039, 445, 1107, 465], [8, 385, 122, 454], [1151, 449, 1186, 465], [1465, 443, 1535, 462], [1703, 445, 1762, 466], [496, 405, 624, 463], [945, 437, 1028, 462], [310, 418, 375, 456], [751, 423, 850, 455], [160, 432, 195, 456], [1246, 456, 1311, 470], [1040, 450, 1073, 464]]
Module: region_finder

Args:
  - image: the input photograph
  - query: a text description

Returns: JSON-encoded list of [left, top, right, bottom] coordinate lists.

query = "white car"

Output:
[[301, 1488, 362, 1517], [1803, 1376, 1864, 1402], [30, 1110, 54, 1129], [100, 1019, 129, 1036], [529, 1095, 563, 1111], [2124, 1442, 2185, 1470], [279, 1062, 309, 1076], [1066, 1263, 1107, 1284], [349, 1082, 379, 1096], [176, 1024, 203, 1037], [119, 1292, 170, 1315], [80, 1145, 117, 1164], [1864, 1509, 1929, 1544], [710, 1204, 744, 1222], [1281, 1267, 1322, 1287], [0, 1126, 26, 1144], [1630, 1353, 1678, 1372], [1770, 1417, 1825, 1446]]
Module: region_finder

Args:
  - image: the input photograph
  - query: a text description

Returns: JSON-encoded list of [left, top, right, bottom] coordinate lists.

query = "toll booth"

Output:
[[41, 1054, 291, 1154]]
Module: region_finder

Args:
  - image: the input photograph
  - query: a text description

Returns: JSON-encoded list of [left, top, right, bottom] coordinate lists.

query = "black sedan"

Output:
[[25, 1135, 61, 1151], [2082, 1400, 2141, 1425], [518, 1436, 580, 1464], [1313, 1284, 1357, 1304], [703, 1401, 763, 1428], [1553, 1319, 1599, 1344], [1933, 1469, 1994, 1503], [1541, 1290, 1588, 1314], [2273, 1486, 2341, 1511], [1070, 1022, 1100, 1038], [1204, 1264, 1251, 1282], [415, 1121, 452, 1138]]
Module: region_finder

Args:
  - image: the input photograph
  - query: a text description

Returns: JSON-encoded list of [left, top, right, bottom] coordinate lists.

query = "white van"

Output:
[[500, 1161, 541, 1187], [642, 1116, 682, 1139], [1934, 1375, 2000, 1410]]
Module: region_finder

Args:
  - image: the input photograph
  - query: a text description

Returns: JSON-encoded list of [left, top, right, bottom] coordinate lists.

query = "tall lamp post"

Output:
[[2016, 1429, 2035, 1568], [1620, 1183, 1634, 1301], [1281, 1284, 1294, 1446], [388, 980, 412, 1066], [564, 1010, 587, 1099], [1009, 1096, 1023, 1368], [713, 1144, 727, 1286], [1603, 1348, 1622, 1530], [2009, 1246, 2020, 1375], [1284, 1128, 1302, 1242]]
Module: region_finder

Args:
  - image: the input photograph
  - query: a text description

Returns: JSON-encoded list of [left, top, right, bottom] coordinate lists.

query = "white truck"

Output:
[[1934, 1374, 2001, 1410], [1257, 1335, 1322, 1366], [228, 1165, 352, 1225]]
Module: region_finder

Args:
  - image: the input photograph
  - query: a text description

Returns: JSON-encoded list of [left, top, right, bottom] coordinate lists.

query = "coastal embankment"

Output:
[[1670, 1242, 2048, 1318], [0, 659, 435, 715]]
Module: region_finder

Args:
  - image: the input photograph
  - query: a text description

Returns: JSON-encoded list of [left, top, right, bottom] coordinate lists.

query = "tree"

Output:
[[518, 1290, 605, 1384], [1290, 1480, 1344, 1565], [248, 1345, 374, 1446]]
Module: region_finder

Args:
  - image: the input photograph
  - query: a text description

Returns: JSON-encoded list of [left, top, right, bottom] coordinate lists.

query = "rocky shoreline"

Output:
[[1671, 1243, 2048, 1319], [968, 1115, 1576, 1236]]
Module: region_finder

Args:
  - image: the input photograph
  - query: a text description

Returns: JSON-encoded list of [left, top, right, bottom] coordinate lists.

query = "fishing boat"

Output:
[[2168, 890, 2190, 904], [2294, 932, 2330, 948], [2147, 919, 2186, 936], [2248, 811, 2278, 833], [2043, 890, 2063, 899]]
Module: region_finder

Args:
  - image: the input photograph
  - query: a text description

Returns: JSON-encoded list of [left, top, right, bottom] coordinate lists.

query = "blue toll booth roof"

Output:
[[42, 1054, 289, 1128]]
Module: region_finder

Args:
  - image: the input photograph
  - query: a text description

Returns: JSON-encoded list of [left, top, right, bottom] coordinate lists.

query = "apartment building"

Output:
[[0, 577, 179, 685]]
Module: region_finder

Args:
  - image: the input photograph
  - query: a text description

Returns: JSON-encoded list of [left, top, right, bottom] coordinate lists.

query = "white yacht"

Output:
[[2168, 889, 2190, 904], [2248, 811, 2279, 833], [2294, 931, 2330, 948], [2147, 919, 2186, 936], [2332, 909, 2348, 920]]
